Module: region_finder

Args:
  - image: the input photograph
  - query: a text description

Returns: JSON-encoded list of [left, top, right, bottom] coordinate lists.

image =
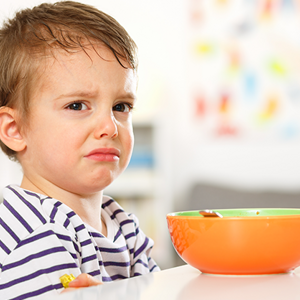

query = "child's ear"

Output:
[[0, 107, 26, 152]]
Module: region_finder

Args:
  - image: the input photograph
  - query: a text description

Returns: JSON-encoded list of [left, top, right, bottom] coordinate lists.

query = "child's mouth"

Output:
[[85, 148, 120, 162]]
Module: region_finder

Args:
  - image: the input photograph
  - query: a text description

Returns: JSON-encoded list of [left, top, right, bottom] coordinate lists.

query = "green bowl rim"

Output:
[[167, 208, 300, 218]]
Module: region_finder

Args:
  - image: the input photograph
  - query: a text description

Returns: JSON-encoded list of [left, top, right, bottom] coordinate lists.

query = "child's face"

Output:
[[20, 44, 137, 196]]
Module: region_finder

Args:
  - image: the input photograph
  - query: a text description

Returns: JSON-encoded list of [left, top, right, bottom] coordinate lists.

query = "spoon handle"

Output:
[[199, 210, 223, 218]]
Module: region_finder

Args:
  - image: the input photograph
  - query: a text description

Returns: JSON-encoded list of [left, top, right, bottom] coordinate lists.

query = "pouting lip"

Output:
[[85, 148, 120, 157]]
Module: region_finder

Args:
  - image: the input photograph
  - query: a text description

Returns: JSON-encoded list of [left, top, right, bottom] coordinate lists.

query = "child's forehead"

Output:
[[32, 44, 137, 99]]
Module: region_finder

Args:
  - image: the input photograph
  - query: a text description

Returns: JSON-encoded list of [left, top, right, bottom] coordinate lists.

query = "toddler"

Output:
[[0, 1, 160, 299]]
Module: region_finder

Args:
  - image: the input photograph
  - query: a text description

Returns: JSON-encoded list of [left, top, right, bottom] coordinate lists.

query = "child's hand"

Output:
[[61, 273, 103, 293]]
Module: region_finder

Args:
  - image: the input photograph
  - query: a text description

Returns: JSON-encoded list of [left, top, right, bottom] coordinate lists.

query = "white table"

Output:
[[51, 264, 300, 299]]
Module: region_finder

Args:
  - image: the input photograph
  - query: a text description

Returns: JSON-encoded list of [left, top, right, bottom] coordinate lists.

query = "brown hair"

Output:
[[0, 1, 138, 160]]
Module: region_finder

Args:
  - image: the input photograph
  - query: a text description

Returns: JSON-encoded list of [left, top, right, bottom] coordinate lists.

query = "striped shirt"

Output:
[[0, 185, 160, 300]]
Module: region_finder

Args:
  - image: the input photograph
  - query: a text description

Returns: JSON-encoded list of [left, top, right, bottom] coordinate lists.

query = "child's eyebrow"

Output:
[[118, 92, 137, 101], [53, 91, 137, 101], [53, 90, 97, 101]]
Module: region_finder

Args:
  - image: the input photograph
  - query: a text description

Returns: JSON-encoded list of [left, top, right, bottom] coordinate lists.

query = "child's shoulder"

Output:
[[0, 186, 47, 261], [0, 185, 48, 230], [0, 185, 78, 260]]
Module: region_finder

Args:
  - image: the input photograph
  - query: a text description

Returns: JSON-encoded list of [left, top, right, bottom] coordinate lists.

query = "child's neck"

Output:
[[20, 175, 107, 236]]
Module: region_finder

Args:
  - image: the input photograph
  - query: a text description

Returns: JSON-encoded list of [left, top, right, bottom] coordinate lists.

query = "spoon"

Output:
[[199, 210, 223, 218]]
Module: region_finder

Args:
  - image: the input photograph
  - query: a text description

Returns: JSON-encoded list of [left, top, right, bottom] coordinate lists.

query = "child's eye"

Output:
[[113, 103, 133, 113], [66, 102, 88, 111]]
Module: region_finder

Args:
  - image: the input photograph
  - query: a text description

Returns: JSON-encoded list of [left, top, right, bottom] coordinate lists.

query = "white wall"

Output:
[[169, 1, 300, 203]]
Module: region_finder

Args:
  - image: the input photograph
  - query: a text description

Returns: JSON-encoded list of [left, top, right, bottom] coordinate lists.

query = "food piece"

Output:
[[60, 274, 76, 288]]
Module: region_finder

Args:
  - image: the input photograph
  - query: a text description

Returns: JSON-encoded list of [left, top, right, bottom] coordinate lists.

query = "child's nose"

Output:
[[94, 113, 118, 139]]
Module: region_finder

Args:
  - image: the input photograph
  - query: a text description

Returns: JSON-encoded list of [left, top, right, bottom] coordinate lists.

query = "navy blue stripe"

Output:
[[54, 201, 62, 207], [3, 200, 33, 234], [133, 272, 142, 276], [15, 231, 53, 249], [67, 211, 76, 218], [102, 277, 112, 282], [63, 218, 70, 228], [134, 237, 149, 258], [111, 209, 124, 219], [0, 240, 10, 254], [56, 233, 72, 242], [23, 190, 41, 199], [99, 245, 128, 253], [75, 224, 85, 232], [2, 247, 67, 271], [10, 283, 63, 300], [120, 219, 134, 227], [101, 199, 114, 209], [0, 217, 20, 243], [133, 259, 148, 269], [98, 260, 104, 266], [82, 254, 97, 264], [80, 239, 92, 247], [103, 261, 130, 267], [88, 269, 101, 277], [0, 263, 77, 289], [7, 186, 47, 224], [72, 241, 80, 253], [16, 230, 72, 249], [113, 228, 122, 242], [150, 264, 158, 272], [50, 206, 58, 220], [21, 199, 47, 224], [125, 232, 136, 240], [102, 274, 127, 281], [90, 232, 104, 238]]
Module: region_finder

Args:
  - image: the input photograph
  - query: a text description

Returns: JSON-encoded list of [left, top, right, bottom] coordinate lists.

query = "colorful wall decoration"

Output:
[[188, 0, 300, 141]]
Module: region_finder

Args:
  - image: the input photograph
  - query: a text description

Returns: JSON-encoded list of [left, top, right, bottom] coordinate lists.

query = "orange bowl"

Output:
[[166, 208, 300, 275]]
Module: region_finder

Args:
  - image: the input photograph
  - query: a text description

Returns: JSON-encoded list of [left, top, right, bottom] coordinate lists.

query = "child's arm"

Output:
[[128, 213, 161, 275], [62, 273, 102, 293]]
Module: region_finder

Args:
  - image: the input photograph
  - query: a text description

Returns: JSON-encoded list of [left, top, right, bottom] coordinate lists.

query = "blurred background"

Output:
[[1, 0, 300, 270]]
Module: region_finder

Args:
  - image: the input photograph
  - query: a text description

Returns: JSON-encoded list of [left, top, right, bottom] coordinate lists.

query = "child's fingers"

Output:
[[68, 273, 103, 288]]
